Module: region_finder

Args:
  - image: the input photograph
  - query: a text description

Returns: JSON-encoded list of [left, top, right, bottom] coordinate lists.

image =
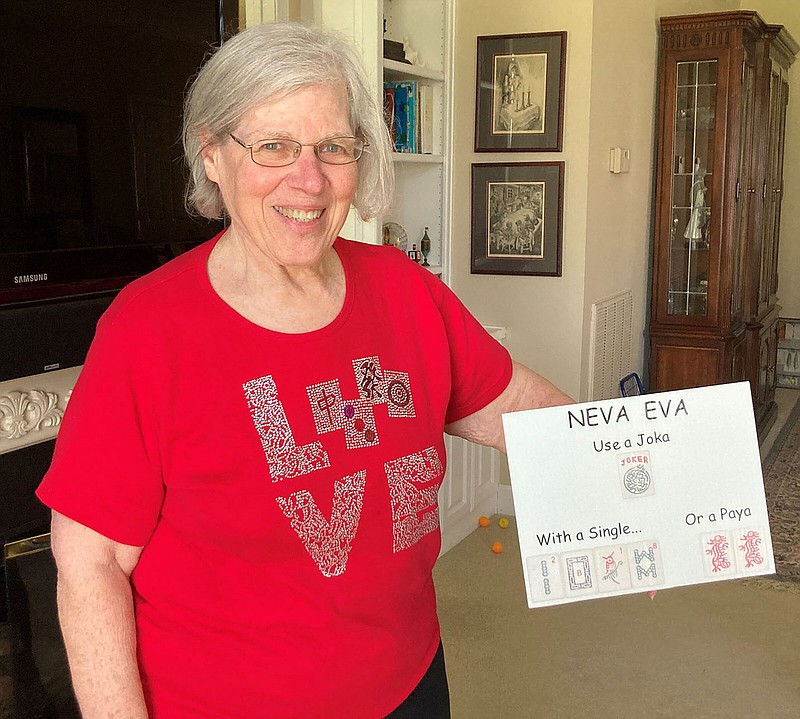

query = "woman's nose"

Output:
[[286, 145, 326, 192]]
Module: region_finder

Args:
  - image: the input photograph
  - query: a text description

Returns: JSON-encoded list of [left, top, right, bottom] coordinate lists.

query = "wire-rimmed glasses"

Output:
[[229, 134, 368, 167]]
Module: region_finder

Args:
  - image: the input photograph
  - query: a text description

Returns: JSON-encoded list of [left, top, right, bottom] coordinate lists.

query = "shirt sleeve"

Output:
[[426, 275, 513, 424], [36, 307, 165, 547]]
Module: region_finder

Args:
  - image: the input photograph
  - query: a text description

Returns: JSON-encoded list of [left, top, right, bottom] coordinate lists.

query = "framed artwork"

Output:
[[475, 31, 567, 152], [471, 162, 564, 277]]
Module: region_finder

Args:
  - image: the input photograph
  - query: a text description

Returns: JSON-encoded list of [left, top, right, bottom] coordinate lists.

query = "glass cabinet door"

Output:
[[668, 60, 717, 317], [730, 56, 756, 322]]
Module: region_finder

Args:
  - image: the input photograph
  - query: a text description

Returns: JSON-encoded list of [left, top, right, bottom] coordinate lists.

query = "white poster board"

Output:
[[502, 382, 775, 608]]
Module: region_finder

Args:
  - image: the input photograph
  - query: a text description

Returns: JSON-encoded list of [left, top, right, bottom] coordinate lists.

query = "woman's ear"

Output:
[[198, 132, 221, 184]]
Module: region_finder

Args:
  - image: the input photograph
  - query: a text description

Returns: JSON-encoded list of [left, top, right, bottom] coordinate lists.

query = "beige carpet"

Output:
[[434, 392, 800, 718], [434, 520, 800, 718]]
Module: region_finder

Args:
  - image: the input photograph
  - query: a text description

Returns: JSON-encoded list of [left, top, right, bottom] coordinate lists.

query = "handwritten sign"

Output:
[[502, 382, 775, 608]]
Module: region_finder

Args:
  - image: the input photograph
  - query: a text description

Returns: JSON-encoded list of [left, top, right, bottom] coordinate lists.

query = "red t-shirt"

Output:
[[37, 235, 512, 718]]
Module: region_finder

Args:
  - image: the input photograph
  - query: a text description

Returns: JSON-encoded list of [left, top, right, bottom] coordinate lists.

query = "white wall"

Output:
[[655, 0, 737, 14], [581, 0, 658, 398], [450, 1, 595, 401], [451, 1, 659, 400]]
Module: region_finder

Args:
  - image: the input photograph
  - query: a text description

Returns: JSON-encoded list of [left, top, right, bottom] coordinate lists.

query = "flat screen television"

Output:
[[0, 0, 238, 306]]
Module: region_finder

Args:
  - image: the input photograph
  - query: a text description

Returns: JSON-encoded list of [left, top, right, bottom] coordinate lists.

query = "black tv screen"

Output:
[[0, 0, 238, 305]]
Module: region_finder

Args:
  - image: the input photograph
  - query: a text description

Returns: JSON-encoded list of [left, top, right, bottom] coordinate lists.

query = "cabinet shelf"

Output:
[[391, 152, 443, 164], [670, 240, 709, 250], [383, 58, 444, 82]]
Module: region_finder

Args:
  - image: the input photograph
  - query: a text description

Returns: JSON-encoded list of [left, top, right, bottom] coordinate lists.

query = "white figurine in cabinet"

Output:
[[684, 157, 709, 242]]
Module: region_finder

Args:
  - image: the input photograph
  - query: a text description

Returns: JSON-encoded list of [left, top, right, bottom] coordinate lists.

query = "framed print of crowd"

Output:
[[475, 31, 566, 152], [489, 180, 544, 257], [471, 162, 564, 276]]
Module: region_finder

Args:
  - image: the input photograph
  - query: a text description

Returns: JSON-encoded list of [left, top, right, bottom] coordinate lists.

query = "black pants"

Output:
[[385, 642, 451, 718]]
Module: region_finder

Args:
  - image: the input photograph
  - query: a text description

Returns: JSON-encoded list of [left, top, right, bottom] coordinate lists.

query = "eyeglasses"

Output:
[[229, 134, 368, 167]]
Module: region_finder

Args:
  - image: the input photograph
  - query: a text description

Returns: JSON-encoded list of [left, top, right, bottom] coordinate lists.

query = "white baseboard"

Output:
[[497, 483, 515, 516]]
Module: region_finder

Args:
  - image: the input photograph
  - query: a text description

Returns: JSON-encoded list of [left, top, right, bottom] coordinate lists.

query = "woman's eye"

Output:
[[256, 141, 284, 153]]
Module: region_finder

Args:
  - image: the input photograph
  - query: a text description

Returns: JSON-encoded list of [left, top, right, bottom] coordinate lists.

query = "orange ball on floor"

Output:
[[478, 516, 490, 527], [491, 541, 503, 554]]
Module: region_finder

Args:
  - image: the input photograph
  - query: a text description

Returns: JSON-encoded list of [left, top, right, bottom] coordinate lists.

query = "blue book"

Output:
[[384, 81, 417, 152]]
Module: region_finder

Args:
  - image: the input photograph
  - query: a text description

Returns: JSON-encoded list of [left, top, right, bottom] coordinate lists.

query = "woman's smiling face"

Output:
[[201, 83, 358, 269]]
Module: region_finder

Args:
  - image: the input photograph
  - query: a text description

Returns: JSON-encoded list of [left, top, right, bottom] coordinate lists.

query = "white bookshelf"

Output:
[[310, 0, 452, 280], [382, 0, 451, 280], [254, 1, 452, 276]]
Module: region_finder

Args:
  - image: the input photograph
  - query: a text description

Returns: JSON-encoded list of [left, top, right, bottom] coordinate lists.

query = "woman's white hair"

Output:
[[182, 22, 394, 221]]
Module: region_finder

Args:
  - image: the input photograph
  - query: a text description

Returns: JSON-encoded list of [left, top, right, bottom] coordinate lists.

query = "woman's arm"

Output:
[[50, 511, 149, 718], [444, 360, 574, 452]]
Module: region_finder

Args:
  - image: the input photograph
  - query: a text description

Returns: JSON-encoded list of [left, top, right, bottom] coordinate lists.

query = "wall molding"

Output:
[[497, 482, 515, 517], [0, 366, 82, 454]]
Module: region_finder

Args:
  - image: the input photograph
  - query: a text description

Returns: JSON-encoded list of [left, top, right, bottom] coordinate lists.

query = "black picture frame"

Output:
[[475, 31, 567, 152], [471, 162, 564, 277]]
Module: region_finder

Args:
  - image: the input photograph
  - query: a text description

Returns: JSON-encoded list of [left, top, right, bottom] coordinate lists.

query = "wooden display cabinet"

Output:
[[648, 11, 797, 438]]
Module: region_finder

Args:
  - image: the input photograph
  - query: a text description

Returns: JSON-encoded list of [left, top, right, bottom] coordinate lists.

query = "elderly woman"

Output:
[[37, 22, 570, 719]]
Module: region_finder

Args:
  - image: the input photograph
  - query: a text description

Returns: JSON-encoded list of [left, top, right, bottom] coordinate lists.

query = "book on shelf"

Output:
[[383, 85, 396, 148], [417, 84, 433, 154], [383, 80, 417, 153]]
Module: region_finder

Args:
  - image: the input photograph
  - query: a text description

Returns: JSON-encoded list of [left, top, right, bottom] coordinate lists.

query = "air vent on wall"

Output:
[[588, 289, 634, 401]]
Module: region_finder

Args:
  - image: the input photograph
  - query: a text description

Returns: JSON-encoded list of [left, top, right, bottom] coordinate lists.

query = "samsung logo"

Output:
[[14, 273, 49, 284]]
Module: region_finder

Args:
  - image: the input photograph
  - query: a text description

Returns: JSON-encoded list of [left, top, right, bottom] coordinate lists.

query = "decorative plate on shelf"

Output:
[[381, 221, 408, 252]]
